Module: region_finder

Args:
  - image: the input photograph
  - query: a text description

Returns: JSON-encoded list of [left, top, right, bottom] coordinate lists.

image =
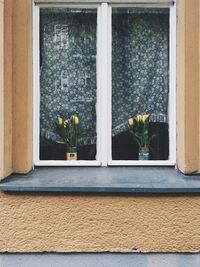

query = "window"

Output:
[[33, 0, 176, 166]]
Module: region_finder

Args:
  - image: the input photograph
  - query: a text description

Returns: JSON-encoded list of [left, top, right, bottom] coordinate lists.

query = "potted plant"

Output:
[[56, 115, 86, 160], [128, 114, 150, 160]]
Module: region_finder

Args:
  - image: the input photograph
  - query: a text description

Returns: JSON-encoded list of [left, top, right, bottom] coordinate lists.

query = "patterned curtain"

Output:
[[40, 9, 97, 144], [40, 8, 169, 144], [112, 8, 169, 135]]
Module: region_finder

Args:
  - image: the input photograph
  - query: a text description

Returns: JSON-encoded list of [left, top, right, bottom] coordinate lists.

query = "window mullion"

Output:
[[97, 3, 111, 166]]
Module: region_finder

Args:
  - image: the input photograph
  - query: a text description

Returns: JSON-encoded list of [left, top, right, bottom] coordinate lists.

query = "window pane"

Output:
[[40, 8, 97, 161], [112, 8, 169, 160]]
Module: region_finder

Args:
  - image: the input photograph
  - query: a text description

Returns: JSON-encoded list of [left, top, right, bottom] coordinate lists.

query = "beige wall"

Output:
[[1, 0, 200, 253], [176, 0, 200, 173], [12, 0, 33, 174], [4, 0, 13, 176], [1, 193, 200, 252], [0, 0, 13, 179], [0, 0, 4, 178], [199, 0, 200, 172]]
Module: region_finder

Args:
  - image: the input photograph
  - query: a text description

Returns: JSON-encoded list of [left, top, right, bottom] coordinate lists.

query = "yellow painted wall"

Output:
[[0, 0, 4, 178], [1, 193, 200, 253], [1, 0, 200, 253], [0, 0, 13, 179], [12, 0, 33, 173], [176, 0, 200, 173], [4, 0, 13, 176]]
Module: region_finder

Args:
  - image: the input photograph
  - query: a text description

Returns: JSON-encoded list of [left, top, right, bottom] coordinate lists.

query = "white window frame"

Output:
[[33, 0, 176, 167]]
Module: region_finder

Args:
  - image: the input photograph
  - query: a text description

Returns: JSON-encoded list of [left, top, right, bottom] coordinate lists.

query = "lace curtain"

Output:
[[40, 8, 169, 143]]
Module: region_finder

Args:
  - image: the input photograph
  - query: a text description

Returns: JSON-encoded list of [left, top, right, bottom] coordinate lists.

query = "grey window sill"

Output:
[[1, 166, 200, 194]]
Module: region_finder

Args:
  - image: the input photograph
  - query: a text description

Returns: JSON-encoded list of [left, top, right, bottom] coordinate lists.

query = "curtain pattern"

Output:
[[40, 9, 97, 143], [112, 8, 169, 135], [40, 8, 169, 144]]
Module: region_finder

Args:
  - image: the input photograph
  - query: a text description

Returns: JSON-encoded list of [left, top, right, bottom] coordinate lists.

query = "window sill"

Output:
[[1, 167, 200, 194]]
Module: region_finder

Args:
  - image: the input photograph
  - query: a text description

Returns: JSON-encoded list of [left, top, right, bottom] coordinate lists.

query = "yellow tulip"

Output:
[[64, 119, 68, 128], [142, 114, 149, 122], [137, 114, 142, 122], [58, 117, 63, 125], [71, 115, 79, 125], [128, 118, 134, 126]]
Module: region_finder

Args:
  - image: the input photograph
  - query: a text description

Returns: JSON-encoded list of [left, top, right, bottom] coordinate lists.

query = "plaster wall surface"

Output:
[[0, 0, 13, 179], [1, 0, 200, 254], [176, 0, 200, 173], [4, 0, 13, 177], [1, 193, 200, 252], [0, 0, 4, 178], [12, 0, 33, 174]]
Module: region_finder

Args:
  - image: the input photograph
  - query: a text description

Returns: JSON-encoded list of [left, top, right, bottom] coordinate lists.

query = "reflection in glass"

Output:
[[112, 8, 169, 160], [39, 8, 97, 160]]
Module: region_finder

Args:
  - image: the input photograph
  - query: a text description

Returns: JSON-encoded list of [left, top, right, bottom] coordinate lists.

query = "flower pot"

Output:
[[138, 148, 149, 160], [66, 147, 77, 161]]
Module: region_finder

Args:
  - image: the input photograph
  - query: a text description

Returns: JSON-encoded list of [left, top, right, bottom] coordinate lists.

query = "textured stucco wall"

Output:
[[1, 193, 200, 253], [1, 0, 200, 254]]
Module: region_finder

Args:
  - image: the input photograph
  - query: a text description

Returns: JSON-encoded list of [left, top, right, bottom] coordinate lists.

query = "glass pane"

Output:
[[112, 8, 169, 160], [39, 8, 97, 161]]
